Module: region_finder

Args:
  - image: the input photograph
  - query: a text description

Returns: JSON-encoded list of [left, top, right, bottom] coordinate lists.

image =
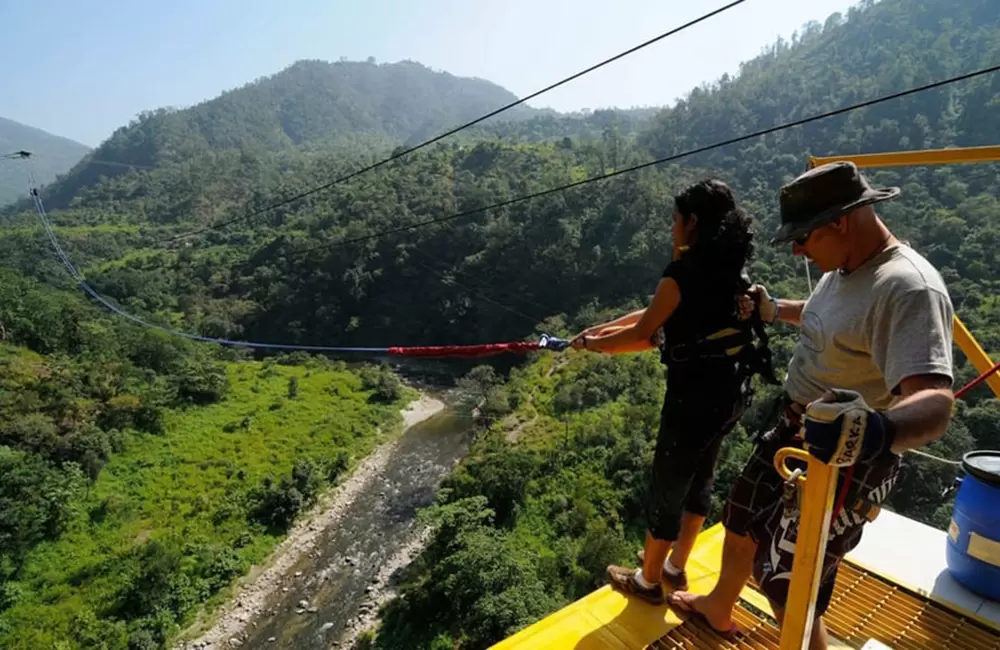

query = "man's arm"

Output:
[[747, 285, 806, 326], [885, 374, 955, 453], [774, 299, 807, 326], [872, 283, 956, 453]]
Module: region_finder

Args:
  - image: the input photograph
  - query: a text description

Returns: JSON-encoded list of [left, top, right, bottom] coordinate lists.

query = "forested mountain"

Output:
[[0, 117, 90, 206], [1, 0, 999, 647], [36, 59, 541, 209]]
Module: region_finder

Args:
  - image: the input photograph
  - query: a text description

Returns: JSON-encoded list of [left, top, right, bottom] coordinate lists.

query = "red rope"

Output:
[[830, 465, 855, 528], [955, 360, 1000, 399], [387, 341, 541, 358]]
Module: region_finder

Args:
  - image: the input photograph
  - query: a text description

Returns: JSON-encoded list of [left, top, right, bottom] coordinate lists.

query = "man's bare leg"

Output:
[[667, 512, 706, 571], [668, 528, 756, 631], [773, 605, 829, 650], [642, 530, 672, 584]]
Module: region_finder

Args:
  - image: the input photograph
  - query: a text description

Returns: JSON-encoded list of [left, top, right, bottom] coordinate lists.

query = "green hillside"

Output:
[[0, 117, 90, 206], [36, 59, 541, 209]]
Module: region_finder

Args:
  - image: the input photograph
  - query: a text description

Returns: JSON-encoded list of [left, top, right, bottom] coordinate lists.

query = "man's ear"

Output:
[[832, 214, 849, 234]]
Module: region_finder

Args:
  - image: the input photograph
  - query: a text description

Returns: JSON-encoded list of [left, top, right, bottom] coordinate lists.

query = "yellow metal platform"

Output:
[[492, 523, 1000, 650]]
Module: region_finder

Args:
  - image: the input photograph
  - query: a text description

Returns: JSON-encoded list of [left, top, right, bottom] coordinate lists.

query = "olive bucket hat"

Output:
[[770, 161, 900, 246]]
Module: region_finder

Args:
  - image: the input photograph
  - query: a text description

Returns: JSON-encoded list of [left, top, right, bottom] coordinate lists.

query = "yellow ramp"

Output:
[[490, 522, 999, 649], [491, 524, 771, 650]]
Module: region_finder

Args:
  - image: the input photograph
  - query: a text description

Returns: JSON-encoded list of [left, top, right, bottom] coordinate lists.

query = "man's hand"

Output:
[[737, 284, 777, 323], [803, 389, 896, 467], [751, 284, 778, 323]]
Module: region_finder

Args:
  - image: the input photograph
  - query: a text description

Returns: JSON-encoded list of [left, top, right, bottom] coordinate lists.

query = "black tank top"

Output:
[[658, 253, 747, 394]]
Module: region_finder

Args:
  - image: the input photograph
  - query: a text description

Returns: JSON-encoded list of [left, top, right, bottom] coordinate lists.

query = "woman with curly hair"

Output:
[[573, 178, 764, 609]]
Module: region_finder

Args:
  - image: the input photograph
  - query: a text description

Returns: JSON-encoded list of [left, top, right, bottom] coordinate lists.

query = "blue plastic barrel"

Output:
[[946, 450, 1000, 601]]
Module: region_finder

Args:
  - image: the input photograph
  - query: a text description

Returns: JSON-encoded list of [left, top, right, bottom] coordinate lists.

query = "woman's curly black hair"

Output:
[[673, 178, 755, 275]]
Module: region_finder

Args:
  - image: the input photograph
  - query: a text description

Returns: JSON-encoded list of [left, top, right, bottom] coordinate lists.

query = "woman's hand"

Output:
[[570, 328, 594, 350]]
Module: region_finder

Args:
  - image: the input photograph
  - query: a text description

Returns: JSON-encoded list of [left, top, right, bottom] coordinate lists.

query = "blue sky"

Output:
[[1, 0, 861, 147]]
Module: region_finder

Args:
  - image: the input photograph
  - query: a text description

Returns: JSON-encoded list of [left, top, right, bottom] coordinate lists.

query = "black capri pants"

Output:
[[646, 384, 746, 541]]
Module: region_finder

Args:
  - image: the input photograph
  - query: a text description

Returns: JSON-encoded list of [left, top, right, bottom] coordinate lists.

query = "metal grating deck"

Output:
[[654, 561, 1000, 649]]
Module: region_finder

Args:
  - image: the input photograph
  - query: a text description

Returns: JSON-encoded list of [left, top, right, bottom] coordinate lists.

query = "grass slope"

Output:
[[0, 357, 415, 649]]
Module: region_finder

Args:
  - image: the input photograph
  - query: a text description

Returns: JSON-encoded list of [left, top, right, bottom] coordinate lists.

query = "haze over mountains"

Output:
[[0, 117, 91, 205], [13, 58, 665, 211]]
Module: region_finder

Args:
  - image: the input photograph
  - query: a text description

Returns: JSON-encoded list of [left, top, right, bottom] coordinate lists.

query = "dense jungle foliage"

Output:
[[1, 0, 998, 647]]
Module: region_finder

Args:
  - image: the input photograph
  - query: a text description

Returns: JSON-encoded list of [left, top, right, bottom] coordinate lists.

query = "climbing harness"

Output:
[[657, 269, 781, 395]]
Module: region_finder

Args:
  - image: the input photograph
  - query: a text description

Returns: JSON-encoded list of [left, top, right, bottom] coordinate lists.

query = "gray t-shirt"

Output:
[[784, 243, 955, 411]]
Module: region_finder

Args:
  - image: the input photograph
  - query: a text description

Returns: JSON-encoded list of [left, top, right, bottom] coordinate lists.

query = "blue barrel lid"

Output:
[[962, 450, 1000, 487]]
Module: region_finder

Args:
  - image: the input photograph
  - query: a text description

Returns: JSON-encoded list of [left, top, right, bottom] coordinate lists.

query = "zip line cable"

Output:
[[20, 165, 989, 469], [404, 247, 551, 322], [6, 63, 998, 357], [16, 164, 565, 355], [157, 0, 750, 243], [21, 161, 993, 463], [405, 254, 545, 324], [261, 63, 1000, 262]]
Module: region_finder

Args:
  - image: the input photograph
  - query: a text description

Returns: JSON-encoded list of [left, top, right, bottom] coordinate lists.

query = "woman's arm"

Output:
[[578, 308, 646, 338], [582, 278, 681, 354]]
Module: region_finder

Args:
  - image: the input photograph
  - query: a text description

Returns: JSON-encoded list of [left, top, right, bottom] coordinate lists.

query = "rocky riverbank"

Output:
[[175, 394, 447, 650]]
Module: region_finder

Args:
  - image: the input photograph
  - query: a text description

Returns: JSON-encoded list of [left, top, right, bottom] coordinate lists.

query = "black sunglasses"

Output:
[[793, 231, 813, 246]]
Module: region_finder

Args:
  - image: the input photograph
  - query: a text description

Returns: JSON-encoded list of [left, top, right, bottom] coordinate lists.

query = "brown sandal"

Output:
[[606, 565, 666, 605]]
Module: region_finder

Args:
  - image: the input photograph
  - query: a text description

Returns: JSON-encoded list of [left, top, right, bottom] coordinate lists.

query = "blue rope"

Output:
[[25, 178, 572, 356], [28, 183, 390, 353]]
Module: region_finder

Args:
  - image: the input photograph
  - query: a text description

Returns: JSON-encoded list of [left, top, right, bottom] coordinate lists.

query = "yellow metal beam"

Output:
[[774, 447, 839, 650], [808, 145, 1000, 169]]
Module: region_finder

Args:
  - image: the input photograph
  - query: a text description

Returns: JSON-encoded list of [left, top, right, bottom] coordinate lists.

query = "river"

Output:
[[227, 399, 470, 649]]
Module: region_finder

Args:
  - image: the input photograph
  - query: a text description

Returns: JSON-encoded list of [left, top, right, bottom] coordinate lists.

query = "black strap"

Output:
[[663, 327, 754, 363], [657, 270, 780, 388], [746, 314, 781, 386]]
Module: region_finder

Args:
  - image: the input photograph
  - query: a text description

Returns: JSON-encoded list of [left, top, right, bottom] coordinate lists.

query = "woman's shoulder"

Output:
[[661, 252, 697, 278]]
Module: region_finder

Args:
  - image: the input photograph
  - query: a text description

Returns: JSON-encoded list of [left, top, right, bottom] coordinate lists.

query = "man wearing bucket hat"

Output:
[[667, 161, 957, 649]]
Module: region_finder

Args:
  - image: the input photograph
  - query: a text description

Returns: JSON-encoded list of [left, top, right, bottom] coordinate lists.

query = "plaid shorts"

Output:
[[722, 395, 902, 616]]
